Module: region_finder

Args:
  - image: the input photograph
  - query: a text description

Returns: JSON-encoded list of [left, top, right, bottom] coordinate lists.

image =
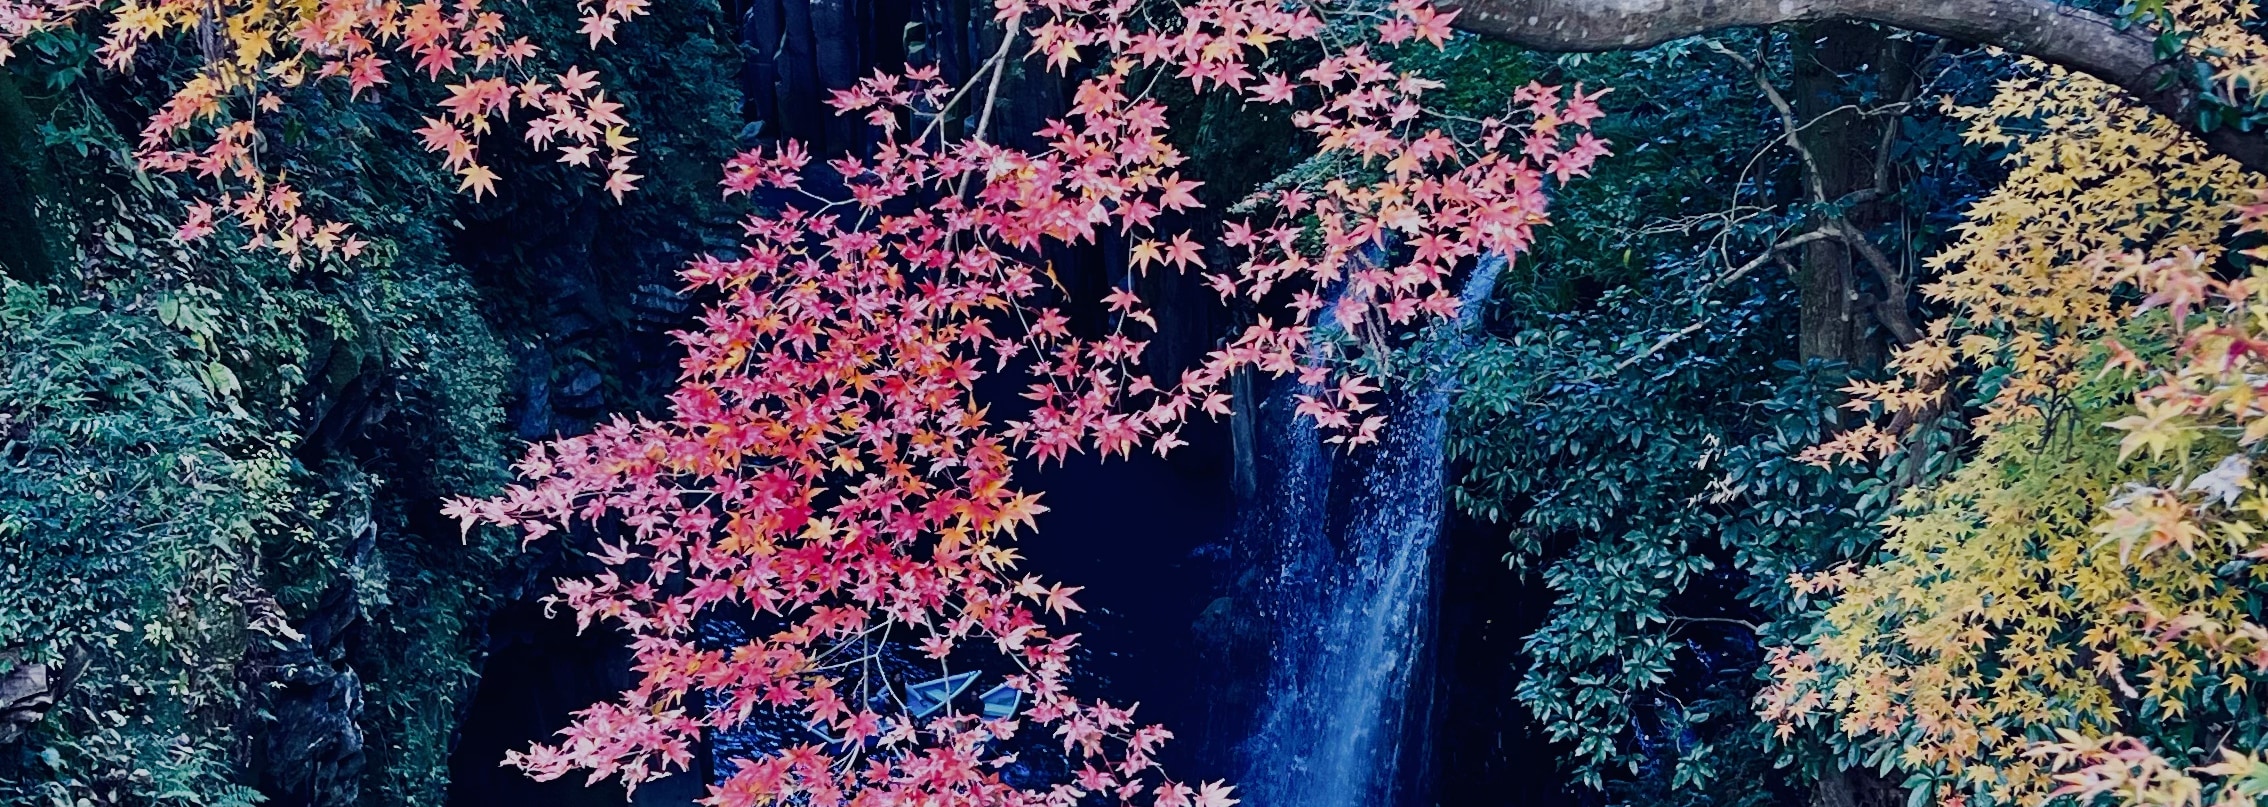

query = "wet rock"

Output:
[[253, 523, 373, 807], [0, 656, 53, 746], [255, 654, 366, 807]]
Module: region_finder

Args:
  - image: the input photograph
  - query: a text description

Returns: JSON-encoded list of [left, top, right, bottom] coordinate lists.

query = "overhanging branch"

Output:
[[1442, 0, 2268, 173]]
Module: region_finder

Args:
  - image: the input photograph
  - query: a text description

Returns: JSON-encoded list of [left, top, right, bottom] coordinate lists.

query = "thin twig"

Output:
[[969, 17, 1020, 147], [948, 17, 1022, 202], [1669, 615, 1764, 633], [1606, 229, 1837, 374], [918, 18, 1024, 149], [1709, 39, 1826, 205], [1709, 229, 1835, 292]]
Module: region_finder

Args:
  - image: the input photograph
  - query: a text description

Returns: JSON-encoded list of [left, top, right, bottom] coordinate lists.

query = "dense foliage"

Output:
[[0, 0, 738, 802], [1445, 4, 2268, 806], [1442, 35, 1971, 803], [6, 0, 2268, 804], [1760, 7, 2268, 803]]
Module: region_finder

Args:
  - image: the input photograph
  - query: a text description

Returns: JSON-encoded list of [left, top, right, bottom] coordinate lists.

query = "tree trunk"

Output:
[[1790, 23, 1901, 366]]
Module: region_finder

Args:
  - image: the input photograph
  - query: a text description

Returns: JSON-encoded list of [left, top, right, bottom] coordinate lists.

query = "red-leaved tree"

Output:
[[441, 0, 1603, 803], [2, 0, 1603, 799]]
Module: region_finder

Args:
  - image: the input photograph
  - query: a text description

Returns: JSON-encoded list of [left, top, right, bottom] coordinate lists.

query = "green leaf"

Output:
[[203, 362, 239, 398], [1903, 776, 1934, 807]]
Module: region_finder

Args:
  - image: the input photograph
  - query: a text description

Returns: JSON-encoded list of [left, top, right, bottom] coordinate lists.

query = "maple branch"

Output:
[[947, 18, 1021, 200], [1442, 0, 2268, 173], [919, 16, 1021, 149], [970, 17, 1021, 148]]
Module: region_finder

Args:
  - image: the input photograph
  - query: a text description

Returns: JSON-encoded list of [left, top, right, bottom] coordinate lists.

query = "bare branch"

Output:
[[1707, 40, 1829, 205], [1669, 615, 1765, 633], [1825, 217, 1922, 343]]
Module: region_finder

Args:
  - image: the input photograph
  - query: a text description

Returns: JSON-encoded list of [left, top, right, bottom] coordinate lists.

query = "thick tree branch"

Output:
[[1825, 216, 1922, 343], [1443, 0, 2268, 173]]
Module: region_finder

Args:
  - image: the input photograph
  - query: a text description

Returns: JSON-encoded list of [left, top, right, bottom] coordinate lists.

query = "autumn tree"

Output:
[[443, 4, 1614, 801], [2, 0, 1609, 800], [1440, 1, 2268, 804], [1759, 4, 2268, 806]]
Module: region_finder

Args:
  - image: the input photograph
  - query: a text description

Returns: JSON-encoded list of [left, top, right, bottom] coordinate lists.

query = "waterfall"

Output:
[[1234, 256, 1503, 807]]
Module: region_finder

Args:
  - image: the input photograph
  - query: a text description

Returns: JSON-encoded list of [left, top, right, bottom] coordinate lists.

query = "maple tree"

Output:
[[431, 0, 1610, 798], [1762, 230, 2268, 806], [1758, 3, 2268, 805], [2, 0, 1611, 797]]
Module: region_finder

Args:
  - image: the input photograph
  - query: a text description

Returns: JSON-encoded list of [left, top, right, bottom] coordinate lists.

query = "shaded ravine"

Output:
[[1234, 256, 1505, 807]]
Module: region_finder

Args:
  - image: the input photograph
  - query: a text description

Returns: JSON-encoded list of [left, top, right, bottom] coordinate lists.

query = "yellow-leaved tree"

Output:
[[1764, 3, 2268, 805]]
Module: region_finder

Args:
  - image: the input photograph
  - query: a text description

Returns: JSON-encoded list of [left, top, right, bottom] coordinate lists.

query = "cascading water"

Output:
[[1235, 257, 1503, 807]]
